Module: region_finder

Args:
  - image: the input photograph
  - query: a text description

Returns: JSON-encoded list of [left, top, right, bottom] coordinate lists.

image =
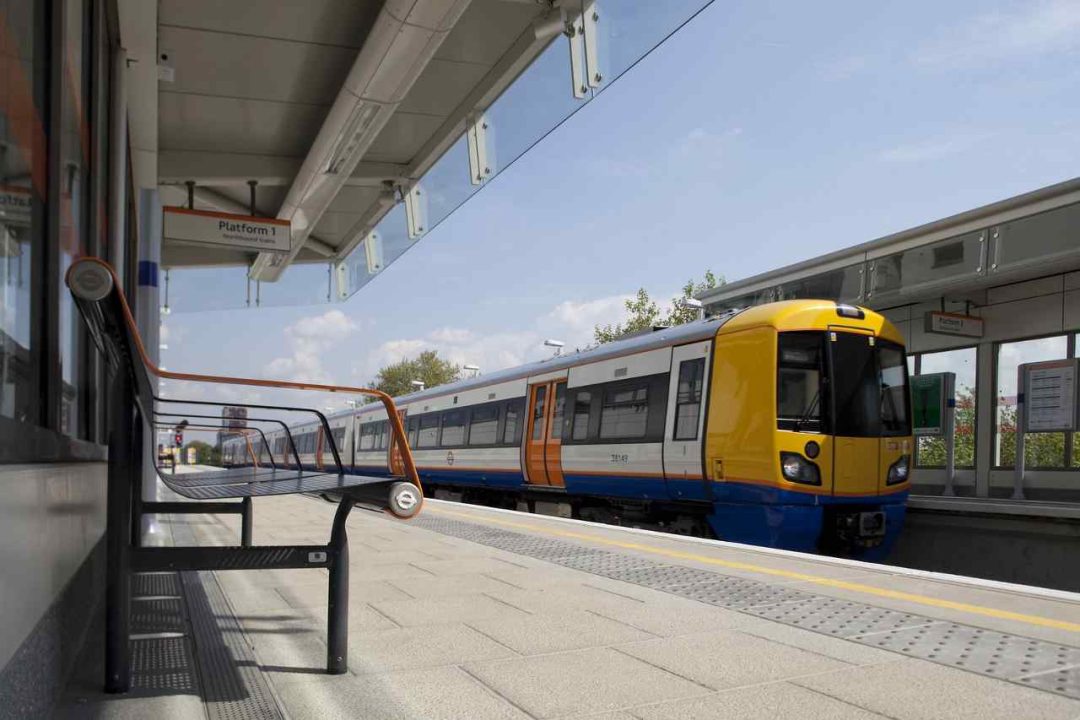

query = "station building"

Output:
[[698, 178, 1080, 505]]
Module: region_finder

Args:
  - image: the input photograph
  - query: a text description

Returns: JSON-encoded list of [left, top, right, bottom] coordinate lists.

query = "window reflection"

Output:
[[995, 336, 1068, 469], [0, 0, 43, 425], [914, 347, 976, 469]]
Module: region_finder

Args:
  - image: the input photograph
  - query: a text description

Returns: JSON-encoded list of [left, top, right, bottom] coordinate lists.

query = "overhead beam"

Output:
[[249, 0, 475, 283], [333, 9, 564, 261], [158, 151, 408, 188]]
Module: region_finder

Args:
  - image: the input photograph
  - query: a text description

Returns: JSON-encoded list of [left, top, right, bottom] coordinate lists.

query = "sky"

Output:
[[160, 0, 1080, 417]]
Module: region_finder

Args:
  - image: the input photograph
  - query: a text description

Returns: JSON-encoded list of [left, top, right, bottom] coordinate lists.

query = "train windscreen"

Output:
[[778, 332, 911, 437]]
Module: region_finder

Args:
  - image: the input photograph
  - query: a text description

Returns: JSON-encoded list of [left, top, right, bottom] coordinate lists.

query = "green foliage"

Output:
[[917, 386, 1070, 469], [370, 349, 461, 399], [183, 440, 220, 466], [594, 271, 722, 345]]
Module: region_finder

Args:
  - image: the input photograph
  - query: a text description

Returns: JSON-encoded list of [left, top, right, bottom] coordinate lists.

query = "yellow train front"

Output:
[[705, 301, 912, 559]]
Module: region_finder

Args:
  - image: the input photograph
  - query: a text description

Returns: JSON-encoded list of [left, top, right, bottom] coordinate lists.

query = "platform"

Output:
[[56, 496, 1080, 719]]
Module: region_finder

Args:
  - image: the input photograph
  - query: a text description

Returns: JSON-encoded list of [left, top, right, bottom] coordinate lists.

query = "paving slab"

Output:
[[370, 591, 533, 628], [273, 666, 531, 720], [468, 608, 655, 654], [465, 646, 710, 718], [615, 629, 852, 690], [629, 681, 888, 719], [794, 657, 1080, 720], [347, 622, 520, 674]]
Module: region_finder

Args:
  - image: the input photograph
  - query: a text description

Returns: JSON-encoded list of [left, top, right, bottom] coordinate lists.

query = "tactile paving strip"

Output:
[[412, 514, 1080, 701], [169, 517, 286, 720]]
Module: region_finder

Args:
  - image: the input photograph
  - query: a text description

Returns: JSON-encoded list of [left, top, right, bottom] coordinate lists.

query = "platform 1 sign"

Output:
[[911, 372, 954, 436], [163, 207, 291, 253], [1021, 359, 1080, 433], [924, 311, 983, 338]]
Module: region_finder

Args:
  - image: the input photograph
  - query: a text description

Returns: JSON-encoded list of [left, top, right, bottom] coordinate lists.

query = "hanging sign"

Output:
[[163, 207, 291, 252], [1021, 359, 1080, 433], [0, 185, 33, 227], [924, 311, 983, 338]]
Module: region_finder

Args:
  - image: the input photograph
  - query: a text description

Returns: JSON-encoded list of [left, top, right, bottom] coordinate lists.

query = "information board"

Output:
[[1022, 359, 1080, 433], [911, 372, 954, 436]]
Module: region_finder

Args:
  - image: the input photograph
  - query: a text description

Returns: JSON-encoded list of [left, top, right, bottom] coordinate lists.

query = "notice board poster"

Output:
[[1023, 360, 1079, 433], [911, 373, 952, 436]]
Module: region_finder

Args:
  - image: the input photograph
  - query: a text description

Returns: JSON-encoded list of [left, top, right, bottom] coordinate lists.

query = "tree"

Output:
[[594, 271, 722, 345], [184, 440, 220, 466], [917, 386, 1070, 469], [370, 350, 461, 398]]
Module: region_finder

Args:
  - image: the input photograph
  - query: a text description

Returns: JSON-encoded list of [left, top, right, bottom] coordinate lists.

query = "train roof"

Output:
[[353, 308, 744, 416]]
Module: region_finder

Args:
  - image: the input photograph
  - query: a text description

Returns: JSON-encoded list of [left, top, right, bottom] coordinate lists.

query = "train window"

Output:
[[417, 415, 439, 448], [571, 391, 592, 441], [551, 384, 567, 440], [359, 424, 377, 450], [600, 385, 649, 439], [503, 400, 524, 445], [331, 427, 346, 452], [777, 332, 825, 433], [531, 386, 547, 440], [879, 345, 910, 436], [441, 410, 466, 446], [407, 417, 419, 446], [377, 421, 389, 450], [468, 405, 499, 445], [674, 358, 706, 441]]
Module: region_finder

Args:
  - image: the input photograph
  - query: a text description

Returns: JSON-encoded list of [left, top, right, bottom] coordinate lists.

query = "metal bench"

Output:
[[66, 257, 424, 693]]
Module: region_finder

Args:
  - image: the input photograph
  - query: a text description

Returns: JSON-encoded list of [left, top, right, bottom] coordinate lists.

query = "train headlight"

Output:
[[780, 452, 821, 486], [887, 454, 910, 485]]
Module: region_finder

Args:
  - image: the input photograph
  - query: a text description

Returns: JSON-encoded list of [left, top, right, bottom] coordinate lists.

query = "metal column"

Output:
[[105, 374, 134, 693], [326, 497, 353, 674]]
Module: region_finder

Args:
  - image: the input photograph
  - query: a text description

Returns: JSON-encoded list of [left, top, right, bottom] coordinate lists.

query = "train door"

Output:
[[523, 380, 566, 487], [390, 409, 407, 476], [663, 341, 711, 500], [829, 331, 878, 497]]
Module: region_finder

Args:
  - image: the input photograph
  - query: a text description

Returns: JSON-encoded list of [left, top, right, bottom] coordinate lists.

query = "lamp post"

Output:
[[543, 339, 565, 356]]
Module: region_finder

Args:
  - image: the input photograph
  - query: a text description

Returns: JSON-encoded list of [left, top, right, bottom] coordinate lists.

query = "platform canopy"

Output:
[[115, 0, 720, 311]]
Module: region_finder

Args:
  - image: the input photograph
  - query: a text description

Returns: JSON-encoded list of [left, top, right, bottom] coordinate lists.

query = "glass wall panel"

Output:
[[869, 230, 985, 301], [0, 0, 45, 425], [996, 336, 1068, 469], [991, 203, 1080, 277], [915, 347, 976, 469], [58, 0, 91, 436], [771, 264, 864, 304]]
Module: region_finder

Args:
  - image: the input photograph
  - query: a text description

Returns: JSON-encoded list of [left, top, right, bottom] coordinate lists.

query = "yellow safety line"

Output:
[[431, 507, 1080, 633]]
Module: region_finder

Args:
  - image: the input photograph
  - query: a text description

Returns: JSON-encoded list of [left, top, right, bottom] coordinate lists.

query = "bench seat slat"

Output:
[[159, 471, 393, 500]]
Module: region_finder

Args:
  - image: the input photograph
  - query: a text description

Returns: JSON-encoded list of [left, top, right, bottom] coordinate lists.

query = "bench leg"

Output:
[[326, 496, 353, 674], [105, 382, 134, 693], [241, 497, 253, 547]]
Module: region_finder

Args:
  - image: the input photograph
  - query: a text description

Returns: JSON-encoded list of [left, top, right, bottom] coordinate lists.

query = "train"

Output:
[[223, 300, 913, 559]]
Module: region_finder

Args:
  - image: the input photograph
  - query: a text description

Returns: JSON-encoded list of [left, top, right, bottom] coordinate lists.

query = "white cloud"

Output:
[[354, 292, 636, 383], [913, 0, 1080, 68], [877, 132, 993, 164], [264, 309, 356, 384], [354, 284, 707, 387]]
